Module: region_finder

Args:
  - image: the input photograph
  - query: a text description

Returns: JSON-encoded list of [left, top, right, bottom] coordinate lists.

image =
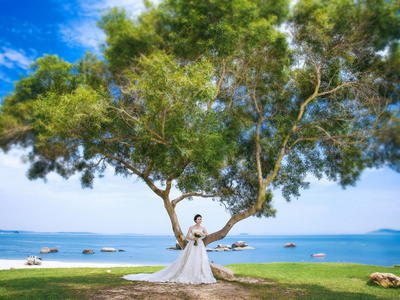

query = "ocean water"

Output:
[[0, 232, 399, 267]]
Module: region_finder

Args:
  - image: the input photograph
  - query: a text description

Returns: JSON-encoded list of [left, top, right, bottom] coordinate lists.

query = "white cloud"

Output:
[[79, 0, 147, 17], [0, 47, 34, 70], [0, 147, 28, 169], [58, 0, 160, 52], [59, 21, 106, 53]]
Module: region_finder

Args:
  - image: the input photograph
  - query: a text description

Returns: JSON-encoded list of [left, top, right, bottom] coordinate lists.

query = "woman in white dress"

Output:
[[122, 214, 217, 284]]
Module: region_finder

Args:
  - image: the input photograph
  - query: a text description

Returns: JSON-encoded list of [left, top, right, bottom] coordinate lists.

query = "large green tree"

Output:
[[0, 0, 399, 248]]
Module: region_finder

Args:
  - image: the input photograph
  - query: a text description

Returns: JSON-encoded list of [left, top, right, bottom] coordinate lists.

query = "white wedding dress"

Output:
[[122, 229, 217, 284]]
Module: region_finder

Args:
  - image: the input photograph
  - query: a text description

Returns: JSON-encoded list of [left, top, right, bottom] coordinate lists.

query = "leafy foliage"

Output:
[[0, 0, 398, 226]]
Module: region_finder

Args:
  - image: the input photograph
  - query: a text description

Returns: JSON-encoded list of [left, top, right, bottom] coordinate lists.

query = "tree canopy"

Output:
[[0, 0, 399, 246]]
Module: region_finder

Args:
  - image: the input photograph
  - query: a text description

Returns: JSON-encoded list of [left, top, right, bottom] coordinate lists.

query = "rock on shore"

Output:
[[232, 241, 248, 248], [101, 248, 117, 252], [40, 247, 59, 253], [82, 249, 95, 254], [369, 272, 400, 288], [167, 240, 255, 251]]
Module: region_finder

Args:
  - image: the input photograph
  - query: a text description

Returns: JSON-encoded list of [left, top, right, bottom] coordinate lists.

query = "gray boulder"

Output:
[[217, 244, 231, 249], [231, 241, 248, 248], [166, 241, 183, 250], [210, 263, 235, 280], [40, 247, 50, 254], [25, 255, 42, 265]]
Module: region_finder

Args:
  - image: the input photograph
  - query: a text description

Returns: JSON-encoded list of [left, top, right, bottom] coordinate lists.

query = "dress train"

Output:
[[122, 229, 216, 284]]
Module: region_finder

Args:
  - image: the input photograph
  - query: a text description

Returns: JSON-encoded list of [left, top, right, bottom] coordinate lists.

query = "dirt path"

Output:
[[83, 276, 294, 300]]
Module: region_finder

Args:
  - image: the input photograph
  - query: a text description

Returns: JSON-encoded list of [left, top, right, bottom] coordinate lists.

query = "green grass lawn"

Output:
[[226, 262, 400, 300], [0, 263, 399, 299]]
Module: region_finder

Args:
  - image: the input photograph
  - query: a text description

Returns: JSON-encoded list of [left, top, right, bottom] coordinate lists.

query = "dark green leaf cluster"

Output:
[[0, 53, 111, 188]]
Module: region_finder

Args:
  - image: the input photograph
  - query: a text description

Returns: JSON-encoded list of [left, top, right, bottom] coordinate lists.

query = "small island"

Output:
[[367, 228, 400, 235]]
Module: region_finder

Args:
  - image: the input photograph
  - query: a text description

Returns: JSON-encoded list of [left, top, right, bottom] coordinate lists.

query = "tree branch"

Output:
[[92, 157, 106, 168], [163, 158, 190, 197], [205, 63, 326, 245], [255, 117, 264, 185], [294, 117, 354, 132], [100, 152, 164, 198], [165, 177, 173, 197], [0, 125, 32, 141], [98, 136, 137, 148], [207, 64, 323, 244], [171, 192, 219, 208], [317, 81, 356, 97], [287, 133, 368, 151], [208, 58, 226, 110], [107, 105, 169, 145], [251, 85, 261, 114], [143, 160, 155, 178], [263, 63, 322, 186]]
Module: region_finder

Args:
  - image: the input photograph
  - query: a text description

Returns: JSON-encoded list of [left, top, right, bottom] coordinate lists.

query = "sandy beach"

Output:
[[0, 259, 147, 270]]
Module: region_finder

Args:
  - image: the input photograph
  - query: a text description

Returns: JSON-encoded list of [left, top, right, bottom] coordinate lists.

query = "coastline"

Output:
[[1, 234, 398, 267], [0, 259, 148, 270]]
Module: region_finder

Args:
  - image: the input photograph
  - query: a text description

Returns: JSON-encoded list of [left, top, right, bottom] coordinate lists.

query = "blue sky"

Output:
[[0, 0, 399, 235]]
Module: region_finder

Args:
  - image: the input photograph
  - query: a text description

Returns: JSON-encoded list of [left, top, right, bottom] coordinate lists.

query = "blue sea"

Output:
[[0, 232, 399, 267]]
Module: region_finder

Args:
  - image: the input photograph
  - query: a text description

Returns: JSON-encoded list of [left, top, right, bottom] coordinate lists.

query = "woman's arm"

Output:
[[185, 226, 195, 241], [200, 227, 208, 239]]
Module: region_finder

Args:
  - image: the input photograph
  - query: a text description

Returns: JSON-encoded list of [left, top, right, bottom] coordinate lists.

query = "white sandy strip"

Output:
[[0, 259, 151, 270]]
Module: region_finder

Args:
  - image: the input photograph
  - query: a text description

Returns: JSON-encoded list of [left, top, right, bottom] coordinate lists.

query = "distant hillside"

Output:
[[0, 229, 35, 233], [0, 229, 145, 235], [54, 231, 96, 234], [0, 229, 95, 234], [367, 228, 400, 234]]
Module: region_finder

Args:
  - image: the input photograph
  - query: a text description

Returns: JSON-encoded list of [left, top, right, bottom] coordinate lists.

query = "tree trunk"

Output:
[[165, 188, 267, 248], [202, 206, 257, 246], [162, 196, 188, 249]]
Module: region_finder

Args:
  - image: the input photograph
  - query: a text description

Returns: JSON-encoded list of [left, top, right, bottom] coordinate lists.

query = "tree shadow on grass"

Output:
[[0, 271, 399, 300], [0, 269, 144, 300], [223, 276, 399, 300]]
